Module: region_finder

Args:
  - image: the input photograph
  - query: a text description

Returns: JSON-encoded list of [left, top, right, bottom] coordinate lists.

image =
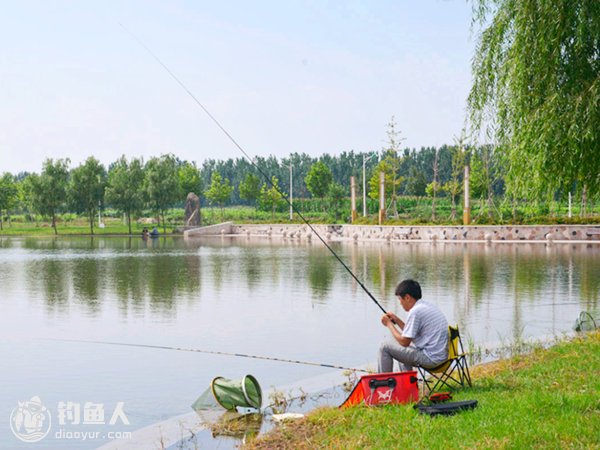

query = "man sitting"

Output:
[[378, 279, 448, 373]]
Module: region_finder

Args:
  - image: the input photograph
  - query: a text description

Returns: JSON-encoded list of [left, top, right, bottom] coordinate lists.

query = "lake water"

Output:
[[1, 236, 598, 449]]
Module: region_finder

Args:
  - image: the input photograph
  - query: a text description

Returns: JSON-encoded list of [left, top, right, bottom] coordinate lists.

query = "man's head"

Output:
[[395, 279, 421, 311]]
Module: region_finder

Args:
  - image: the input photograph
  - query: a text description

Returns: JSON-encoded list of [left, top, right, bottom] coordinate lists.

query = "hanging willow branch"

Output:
[[468, 0, 600, 200]]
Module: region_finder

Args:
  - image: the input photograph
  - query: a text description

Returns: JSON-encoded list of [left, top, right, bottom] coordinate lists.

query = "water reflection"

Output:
[[240, 247, 261, 290], [72, 258, 102, 314], [307, 246, 335, 301], [348, 242, 600, 334], [42, 259, 69, 312], [3, 237, 600, 328], [3, 237, 599, 450], [0, 237, 14, 248]]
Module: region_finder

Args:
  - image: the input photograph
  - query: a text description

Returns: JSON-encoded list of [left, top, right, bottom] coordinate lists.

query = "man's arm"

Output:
[[381, 314, 413, 347]]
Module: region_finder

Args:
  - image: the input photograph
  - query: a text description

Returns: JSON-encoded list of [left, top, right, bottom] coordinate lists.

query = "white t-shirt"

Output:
[[402, 300, 448, 364]]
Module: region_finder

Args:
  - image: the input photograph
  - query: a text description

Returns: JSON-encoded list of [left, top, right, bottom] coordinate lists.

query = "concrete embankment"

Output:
[[183, 222, 233, 237], [185, 223, 600, 243]]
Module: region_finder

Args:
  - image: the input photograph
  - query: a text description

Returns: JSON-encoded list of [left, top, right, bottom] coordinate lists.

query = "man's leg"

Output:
[[378, 338, 435, 372]]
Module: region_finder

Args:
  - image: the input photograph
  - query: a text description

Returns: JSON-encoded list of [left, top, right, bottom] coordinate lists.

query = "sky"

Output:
[[0, 0, 476, 174]]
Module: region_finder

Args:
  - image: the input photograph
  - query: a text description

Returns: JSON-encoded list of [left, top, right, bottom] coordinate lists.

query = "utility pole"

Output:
[[350, 176, 357, 223], [289, 163, 293, 221], [378, 171, 386, 225], [283, 162, 293, 221], [463, 165, 471, 225]]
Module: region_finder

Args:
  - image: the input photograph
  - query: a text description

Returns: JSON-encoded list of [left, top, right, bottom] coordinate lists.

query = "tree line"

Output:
[[0, 122, 596, 234]]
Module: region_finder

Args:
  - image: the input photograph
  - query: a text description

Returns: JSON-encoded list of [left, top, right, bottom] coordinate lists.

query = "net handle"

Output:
[[210, 376, 231, 410], [242, 374, 262, 409]]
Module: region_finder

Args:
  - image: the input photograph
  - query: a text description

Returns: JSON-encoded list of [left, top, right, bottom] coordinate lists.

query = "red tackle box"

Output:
[[341, 371, 419, 408]]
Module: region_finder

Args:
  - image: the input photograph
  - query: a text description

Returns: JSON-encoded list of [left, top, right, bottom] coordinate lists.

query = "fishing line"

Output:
[[49, 338, 369, 373], [119, 23, 388, 315]]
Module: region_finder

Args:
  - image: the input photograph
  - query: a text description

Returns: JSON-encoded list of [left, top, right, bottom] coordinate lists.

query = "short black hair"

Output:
[[395, 279, 422, 300]]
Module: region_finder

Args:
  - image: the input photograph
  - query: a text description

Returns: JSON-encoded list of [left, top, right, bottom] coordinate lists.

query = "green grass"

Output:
[[0, 218, 153, 236], [0, 207, 333, 236], [247, 332, 600, 449], [2, 197, 599, 236], [202, 205, 332, 225]]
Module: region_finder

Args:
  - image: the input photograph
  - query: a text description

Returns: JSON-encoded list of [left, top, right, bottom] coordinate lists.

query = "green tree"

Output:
[[305, 161, 333, 199], [178, 161, 203, 197], [367, 119, 406, 216], [327, 182, 346, 222], [285, 153, 316, 201], [27, 159, 70, 234], [368, 157, 404, 213], [16, 176, 35, 223], [404, 166, 427, 197], [381, 117, 406, 217], [470, 146, 497, 219], [144, 154, 180, 233], [0, 173, 18, 230], [259, 176, 284, 220], [468, 0, 600, 199], [69, 157, 106, 234], [443, 138, 466, 221], [426, 181, 442, 221], [205, 171, 233, 220], [106, 156, 145, 235], [239, 173, 261, 209], [429, 148, 440, 221]]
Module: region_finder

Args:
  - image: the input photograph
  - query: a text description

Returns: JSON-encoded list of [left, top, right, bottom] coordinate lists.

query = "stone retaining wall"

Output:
[[183, 221, 233, 238], [221, 224, 600, 242]]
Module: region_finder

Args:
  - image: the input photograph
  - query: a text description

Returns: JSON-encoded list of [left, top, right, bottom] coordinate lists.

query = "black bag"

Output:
[[416, 400, 478, 416]]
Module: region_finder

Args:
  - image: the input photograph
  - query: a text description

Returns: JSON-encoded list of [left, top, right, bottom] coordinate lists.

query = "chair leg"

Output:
[[419, 360, 472, 394]]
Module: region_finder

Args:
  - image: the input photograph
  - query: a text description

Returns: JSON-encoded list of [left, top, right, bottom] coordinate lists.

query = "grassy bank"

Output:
[[0, 219, 148, 236], [2, 196, 600, 236], [247, 332, 600, 449], [0, 207, 329, 236]]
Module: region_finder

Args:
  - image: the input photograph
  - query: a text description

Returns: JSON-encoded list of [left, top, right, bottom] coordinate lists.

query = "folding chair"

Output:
[[417, 325, 472, 394]]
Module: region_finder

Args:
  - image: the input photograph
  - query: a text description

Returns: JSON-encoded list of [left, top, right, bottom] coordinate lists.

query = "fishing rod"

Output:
[[119, 23, 388, 316], [49, 338, 369, 373]]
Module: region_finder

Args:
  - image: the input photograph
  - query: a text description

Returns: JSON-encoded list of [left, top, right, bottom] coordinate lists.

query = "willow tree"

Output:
[[468, 1, 599, 200]]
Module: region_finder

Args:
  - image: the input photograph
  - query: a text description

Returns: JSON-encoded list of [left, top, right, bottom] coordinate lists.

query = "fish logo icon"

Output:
[[10, 396, 52, 443], [376, 388, 393, 404]]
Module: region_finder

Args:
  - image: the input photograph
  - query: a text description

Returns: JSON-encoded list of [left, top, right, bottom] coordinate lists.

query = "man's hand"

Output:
[[381, 312, 410, 346], [381, 313, 392, 327], [381, 313, 402, 327], [386, 312, 401, 325]]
